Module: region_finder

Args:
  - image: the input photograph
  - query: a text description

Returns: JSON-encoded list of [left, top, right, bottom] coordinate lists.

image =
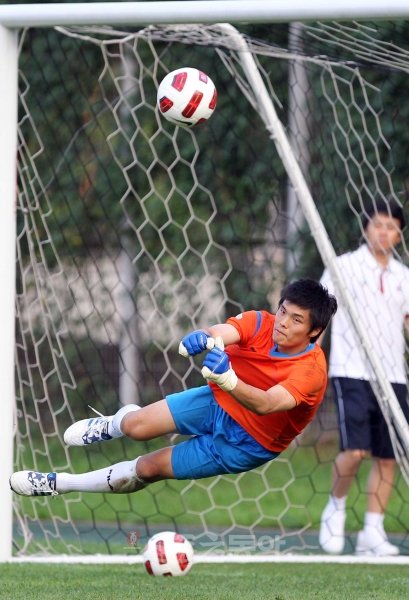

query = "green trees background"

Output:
[[14, 7, 409, 280]]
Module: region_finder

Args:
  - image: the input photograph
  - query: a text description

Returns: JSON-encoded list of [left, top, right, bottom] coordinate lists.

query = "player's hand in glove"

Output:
[[179, 330, 223, 357], [179, 330, 211, 357], [201, 347, 238, 392]]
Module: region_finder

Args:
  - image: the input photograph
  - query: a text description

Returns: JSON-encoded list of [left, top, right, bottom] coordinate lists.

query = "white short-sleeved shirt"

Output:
[[321, 244, 409, 383]]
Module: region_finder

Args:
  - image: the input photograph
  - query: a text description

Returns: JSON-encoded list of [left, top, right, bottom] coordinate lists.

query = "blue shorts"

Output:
[[332, 377, 409, 459], [166, 386, 279, 480]]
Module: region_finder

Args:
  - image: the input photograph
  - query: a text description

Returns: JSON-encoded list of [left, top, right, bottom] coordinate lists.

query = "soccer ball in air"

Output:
[[157, 67, 218, 127], [142, 531, 194, 576]]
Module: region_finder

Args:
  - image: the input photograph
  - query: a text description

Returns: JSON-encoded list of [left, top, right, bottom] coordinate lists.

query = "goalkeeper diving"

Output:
[[10, 278, 337, 497]]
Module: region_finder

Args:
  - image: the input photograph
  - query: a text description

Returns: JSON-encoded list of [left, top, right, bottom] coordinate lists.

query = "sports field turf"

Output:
[[1, 562, 408, 600]]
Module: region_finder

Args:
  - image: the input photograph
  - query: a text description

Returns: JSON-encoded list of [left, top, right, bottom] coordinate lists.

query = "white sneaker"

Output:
[[64, 416, 115, 446], [10, 471, 60, 496], [355, 527, 400, 556], [319, 500, 346, 554]]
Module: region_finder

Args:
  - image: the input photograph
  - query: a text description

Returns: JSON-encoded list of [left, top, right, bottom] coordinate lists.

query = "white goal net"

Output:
[[11, 19, 409, 558]]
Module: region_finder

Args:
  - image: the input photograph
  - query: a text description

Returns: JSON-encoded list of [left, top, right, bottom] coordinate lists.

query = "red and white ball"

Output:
[[142, 531, 194, 576], [157, 67, 218, 127]]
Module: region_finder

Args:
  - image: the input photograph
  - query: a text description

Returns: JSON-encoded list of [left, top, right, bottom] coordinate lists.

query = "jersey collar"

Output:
[[270, 342, 315, 357]]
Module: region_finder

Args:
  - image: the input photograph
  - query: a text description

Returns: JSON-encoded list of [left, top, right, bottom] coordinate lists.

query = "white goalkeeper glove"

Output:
[[201, 347, 238, 392], [179, 330, 224, 357]]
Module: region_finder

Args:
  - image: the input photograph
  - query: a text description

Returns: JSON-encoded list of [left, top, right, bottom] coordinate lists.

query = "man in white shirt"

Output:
[[319, 197, 409, 556]]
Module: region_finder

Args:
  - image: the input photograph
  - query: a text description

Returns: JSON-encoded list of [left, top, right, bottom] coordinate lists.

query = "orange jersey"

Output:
[[209, 310, 328, 452]]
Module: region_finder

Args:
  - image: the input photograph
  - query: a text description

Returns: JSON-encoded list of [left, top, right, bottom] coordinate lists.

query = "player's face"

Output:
[[273, 300, 321, 354], [365, 213, 402, 254]]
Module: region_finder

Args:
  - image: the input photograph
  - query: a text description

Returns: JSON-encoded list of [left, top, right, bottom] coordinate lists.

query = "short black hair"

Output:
[[362, 197, 406, 231], [278, 278, 337, 343]]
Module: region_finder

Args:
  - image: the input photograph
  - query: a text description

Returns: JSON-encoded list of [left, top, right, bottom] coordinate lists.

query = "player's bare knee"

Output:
[[121, 412, 145, 440], [136, 449, 174, 482], [136, 455, 162, 482]]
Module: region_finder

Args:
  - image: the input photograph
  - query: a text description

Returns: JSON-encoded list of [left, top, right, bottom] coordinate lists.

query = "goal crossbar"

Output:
[[1, 1, 409, 28]]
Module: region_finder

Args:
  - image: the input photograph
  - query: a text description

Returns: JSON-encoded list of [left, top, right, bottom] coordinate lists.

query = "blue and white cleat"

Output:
[[10, 471, 59, 496], [63, 416, 114, 447]]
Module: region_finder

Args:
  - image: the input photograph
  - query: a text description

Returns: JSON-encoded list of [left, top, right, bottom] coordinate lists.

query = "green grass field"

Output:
[[1, 562, 408, 600]]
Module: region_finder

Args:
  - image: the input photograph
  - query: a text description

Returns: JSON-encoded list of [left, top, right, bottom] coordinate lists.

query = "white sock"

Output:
[[364, 512, 384, 530], [109, 404, 141, 437], [329, 494, 347, 511], [57, 457, 147, 494]]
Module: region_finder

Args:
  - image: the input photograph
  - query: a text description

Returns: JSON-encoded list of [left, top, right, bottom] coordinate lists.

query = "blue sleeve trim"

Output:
[[254, 310, 262, 336]]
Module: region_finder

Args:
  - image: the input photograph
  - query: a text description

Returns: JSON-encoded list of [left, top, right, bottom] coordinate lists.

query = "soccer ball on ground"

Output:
[[157, 67, 218, 127], [142, 531, 194, 576]]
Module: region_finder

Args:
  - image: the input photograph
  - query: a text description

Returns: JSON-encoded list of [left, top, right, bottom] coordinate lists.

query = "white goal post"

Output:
[[1, 2, 409, 564], [0, 23, 18, 563]]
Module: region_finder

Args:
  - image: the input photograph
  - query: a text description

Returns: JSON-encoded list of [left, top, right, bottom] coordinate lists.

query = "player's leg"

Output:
[[319, 449, 367, 554], [319, 378, 370, 554], [63, 398, 177, 446], [331, 448, 367, 498], [355, 382, 407, 556], [367, 457, 396, 514], [10, 447, 175, 497], [356, 459, 398, 556], [64, 384, 218, 448]]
